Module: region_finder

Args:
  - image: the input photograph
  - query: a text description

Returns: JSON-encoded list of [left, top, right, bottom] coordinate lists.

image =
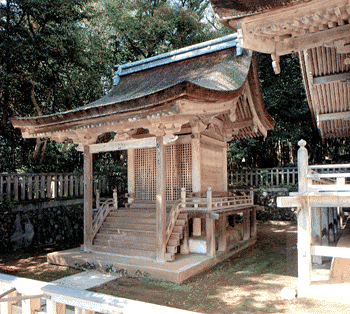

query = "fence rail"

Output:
[[0, 173, 125, 204], [0, 273, 195, 314], [228, 167, 298, 188]]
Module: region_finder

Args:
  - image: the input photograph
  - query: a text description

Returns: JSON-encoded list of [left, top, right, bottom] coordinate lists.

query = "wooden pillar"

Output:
[[127, 148, 135, 204], [156, 135, 166, 262], [243, 209, 251, 240], [250, 208, 257, 237], [222, 145, 228, 192], [83, 145, 93, 252], [218, 214, 227, 251], [191, 132, 201, 194], [206, 187, 216, 256]]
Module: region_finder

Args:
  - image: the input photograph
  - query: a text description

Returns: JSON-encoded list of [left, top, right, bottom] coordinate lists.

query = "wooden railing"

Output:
[[0, 173, 120, 203], [0, 273, 196, 314], [228, 167, 298, 187], [92, 189, 118, 240], [165, 187, 254, 248]]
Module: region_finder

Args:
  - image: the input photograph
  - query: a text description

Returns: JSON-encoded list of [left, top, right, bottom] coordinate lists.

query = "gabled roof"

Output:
[[11, 34, 274, 147]]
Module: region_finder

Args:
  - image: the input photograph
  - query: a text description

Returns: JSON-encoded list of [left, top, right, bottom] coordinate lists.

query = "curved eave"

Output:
[[210, 0, 309, 22], [11, 82, 243, 138]]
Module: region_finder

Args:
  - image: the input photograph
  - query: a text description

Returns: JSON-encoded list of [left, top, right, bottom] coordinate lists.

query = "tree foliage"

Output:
[[0, 0, 225, 173]]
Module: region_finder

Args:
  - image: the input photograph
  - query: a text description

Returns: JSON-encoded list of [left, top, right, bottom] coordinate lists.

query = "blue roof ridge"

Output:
[[113, 34, 239, 85]]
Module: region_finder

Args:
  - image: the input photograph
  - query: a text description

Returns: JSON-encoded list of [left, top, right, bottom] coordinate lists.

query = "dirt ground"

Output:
[[1, 222, 350, 313]]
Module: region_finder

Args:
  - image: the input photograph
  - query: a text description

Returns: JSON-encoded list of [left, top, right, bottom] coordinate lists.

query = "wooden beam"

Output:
[[83, 145, 93, 252], [313, 72, 350, 85], [156, 135, 166, 262], [312, 245, 350, 258], [318, 111, 350, 121]]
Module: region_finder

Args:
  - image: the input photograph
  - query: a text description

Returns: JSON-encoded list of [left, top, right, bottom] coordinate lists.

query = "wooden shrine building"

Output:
[[210, 0, 350, 302], [11, 35, 274, 281]]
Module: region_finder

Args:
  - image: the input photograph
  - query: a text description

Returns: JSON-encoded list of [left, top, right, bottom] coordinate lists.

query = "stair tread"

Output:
[[93, 245, 156, 259]]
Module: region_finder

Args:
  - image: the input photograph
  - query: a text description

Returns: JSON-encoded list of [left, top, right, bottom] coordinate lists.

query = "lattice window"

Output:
[[134, 143, 192, 201], [135, 147, 156, 201]]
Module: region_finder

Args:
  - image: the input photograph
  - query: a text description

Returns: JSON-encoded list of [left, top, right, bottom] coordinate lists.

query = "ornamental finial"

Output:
[[298, 139, 306, 148]]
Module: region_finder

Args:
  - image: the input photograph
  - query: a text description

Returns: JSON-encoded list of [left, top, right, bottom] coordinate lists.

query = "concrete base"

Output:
[[48, 238, 256, 284], [189, 236, 207, 254], [298, 283, 350, 304]]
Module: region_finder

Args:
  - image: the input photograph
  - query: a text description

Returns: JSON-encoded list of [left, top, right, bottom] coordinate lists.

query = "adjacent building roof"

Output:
[[210, 0, 350, 139], [210, 0, 309, 19], [11, 34, 274, 147]]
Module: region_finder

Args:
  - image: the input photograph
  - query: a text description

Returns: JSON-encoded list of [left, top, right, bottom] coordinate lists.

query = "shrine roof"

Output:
[[11, 34, 274, 144], [210, 0, 309, 20]]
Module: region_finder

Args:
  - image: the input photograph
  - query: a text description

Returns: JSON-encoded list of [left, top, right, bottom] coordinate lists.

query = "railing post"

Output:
[[298, 139, 308, 193], [207, 187, 212, 211], [95, 190, 100, 210], [113, 188, 118, 209], [181, 187, 186, 207]]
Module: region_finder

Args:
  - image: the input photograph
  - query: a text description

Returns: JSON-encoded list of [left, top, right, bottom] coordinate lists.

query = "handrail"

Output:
[[165, 198, 184, 244], [92, 198, 115, 240]]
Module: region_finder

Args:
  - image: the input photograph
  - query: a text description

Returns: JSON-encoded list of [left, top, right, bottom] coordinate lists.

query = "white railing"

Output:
[[0, 273, 195, 314], [307, 164, 350, 192], [228, 167, 298, 187], [0, 173, 114, 203]]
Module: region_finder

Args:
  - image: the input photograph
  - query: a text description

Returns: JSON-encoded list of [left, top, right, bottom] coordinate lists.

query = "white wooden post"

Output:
[[83, 145, 93, 252], [113, 188, 118, 210], [22, 298, 40, 314], [156, 135, 166, 262], [297, 140, 312, 286], [311, 207, 322, 264]]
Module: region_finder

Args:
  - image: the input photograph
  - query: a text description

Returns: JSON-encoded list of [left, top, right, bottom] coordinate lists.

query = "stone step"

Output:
[[92, 245, 156, 259]]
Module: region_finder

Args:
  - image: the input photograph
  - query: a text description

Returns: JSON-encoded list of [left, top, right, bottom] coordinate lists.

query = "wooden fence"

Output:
[[0, 172, 126, 204], [228, 167, 298, 188]]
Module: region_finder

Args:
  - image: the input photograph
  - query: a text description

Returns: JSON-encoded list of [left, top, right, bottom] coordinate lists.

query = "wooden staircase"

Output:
[[92, 208, 188, 261], [165, 212, 189, 261]]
